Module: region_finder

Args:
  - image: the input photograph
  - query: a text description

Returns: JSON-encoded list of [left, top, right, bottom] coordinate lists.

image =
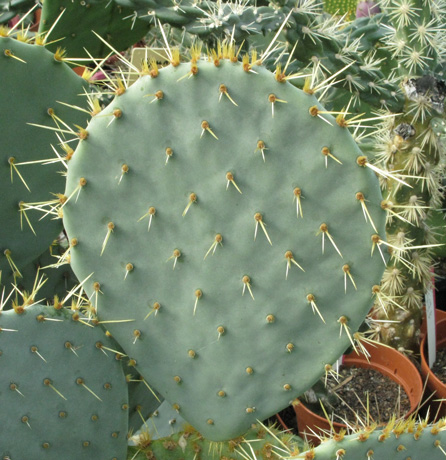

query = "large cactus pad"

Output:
[[64, 54, 387, 440]]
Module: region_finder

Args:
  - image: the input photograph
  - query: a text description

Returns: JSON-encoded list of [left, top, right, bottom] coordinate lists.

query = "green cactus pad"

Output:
[[0, 36, 88, 278], [128, 418, 446, 460], [128, 421, 305, 460], [63, 54, 387, 440], [0, 304, 128, 459], [302, 418, 446, 460], [39, 0, 151, 59]]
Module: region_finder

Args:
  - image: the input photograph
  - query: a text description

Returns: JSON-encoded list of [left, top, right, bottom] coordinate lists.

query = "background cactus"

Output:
[[0, 0, 36, 24], [0, 237, 78, 309], [367, 0, 446, 352], [38, 0, 151, 59]]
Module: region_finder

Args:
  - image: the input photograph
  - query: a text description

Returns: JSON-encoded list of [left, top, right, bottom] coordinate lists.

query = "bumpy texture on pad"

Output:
[[63, 56, 387, 440]]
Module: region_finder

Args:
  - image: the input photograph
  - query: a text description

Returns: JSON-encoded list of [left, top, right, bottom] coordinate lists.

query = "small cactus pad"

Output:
[[0, 36, 88, 278], [129, 418, 446, 460], [302, 418, 446, 460], [0, 304, 128, 459], [63, 55, 387, 440], [129, 421, 305, 460]]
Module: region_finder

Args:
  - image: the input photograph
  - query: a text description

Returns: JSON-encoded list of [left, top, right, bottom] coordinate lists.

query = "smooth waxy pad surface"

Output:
[[0, 37, 88, 278], [0, 305, 128, 459], [64, 58, 387, 440]]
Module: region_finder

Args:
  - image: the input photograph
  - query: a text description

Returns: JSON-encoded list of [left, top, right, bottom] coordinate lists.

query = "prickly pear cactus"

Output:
[[303, 418, 446, 460], [0, 304, 128, 459], [0, 35, 88, 279], [63, 49, 387, 440], [129, 418, 446, 460], [129, 422, 305, 460]]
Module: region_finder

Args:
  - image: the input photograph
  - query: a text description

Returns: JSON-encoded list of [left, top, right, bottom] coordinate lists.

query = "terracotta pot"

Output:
[[294, 342, 423, 445], [420, 307, 446, 339], [29, 8, 41, 32], [72, 66, 87, 77], [420, 314, 446, 418]]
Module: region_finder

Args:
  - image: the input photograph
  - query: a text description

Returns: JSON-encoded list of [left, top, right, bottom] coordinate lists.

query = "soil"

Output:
[[272, 366, 411, 435], [317, 366, 411, 425], [274, 405, 298, 434]]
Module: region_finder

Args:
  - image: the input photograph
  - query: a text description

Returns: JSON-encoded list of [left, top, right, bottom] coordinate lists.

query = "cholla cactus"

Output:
[[367, 0, 446, 352]]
